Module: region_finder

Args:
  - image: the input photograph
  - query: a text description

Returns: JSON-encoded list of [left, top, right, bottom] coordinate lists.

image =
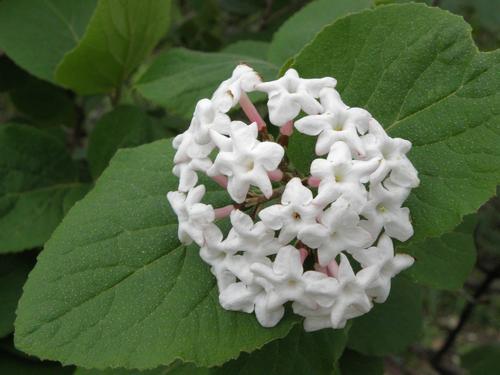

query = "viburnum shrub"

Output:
[[1, 1, 499, 374], [168, 65, 418, 330]]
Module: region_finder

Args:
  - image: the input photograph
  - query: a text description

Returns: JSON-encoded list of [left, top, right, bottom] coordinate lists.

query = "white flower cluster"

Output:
[[167, 65, 419, 331]]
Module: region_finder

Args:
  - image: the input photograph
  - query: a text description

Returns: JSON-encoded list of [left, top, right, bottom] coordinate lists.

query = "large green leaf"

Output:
[[0, 0, 97, 82], [0, 254, 32, 337], [135, 48, 279, 119], [288, 3, 500, 245], [55, 0, 171, 94], [268, 0, 372, 65], [9, 78, 76, 128], [209, 326, 348, 375], [74, 364, 197, 375], [87, 106, 156, 179], [347, 276, 422, 356], [0, 124, 90, 253], [223, 40, 270, 59], [15, 139, 297, 369], [74, 326, 348, 375], [403, 217, 476, 290]]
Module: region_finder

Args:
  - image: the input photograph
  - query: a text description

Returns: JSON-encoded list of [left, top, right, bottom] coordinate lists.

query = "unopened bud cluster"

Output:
[[167, 65, 419, 331]]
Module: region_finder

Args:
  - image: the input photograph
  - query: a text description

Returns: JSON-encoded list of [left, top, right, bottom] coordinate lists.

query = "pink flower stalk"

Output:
[[314, 263, 328, 275], [279, 120, 294, 136], [299, 248, 308, 264], [326, 259, 339, 278], [239, 92, 267, 131], [268, 169, 283, 181], [307, 176, 321, 188], [212, 175, 228, 188], [214, 205, 235, 219]]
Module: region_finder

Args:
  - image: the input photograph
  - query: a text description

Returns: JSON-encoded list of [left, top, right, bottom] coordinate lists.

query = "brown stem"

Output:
[[244, 186, 284, 208], [259, 126, 273, 142], [431, 264, 500, 373], [277, 133, 289, 147]]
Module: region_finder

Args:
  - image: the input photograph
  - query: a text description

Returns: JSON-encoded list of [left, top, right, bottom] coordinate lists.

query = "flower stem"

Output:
[[214, 205, 235, 219], [239, 92, 267, 131], [277, 120, 293, 147]]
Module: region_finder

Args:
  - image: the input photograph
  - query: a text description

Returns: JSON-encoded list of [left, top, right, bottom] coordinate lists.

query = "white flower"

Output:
[[226, 253, 272, 285], [362, 181, 414, 242], [298, 197, 372, 266], [202, 211, 275, 286], [219, 282, 261, 313], [199, 225, 244, 291], [295, 88, 370, 156], [222, 210, 281, 258], [172, 132, 213, 191], [189, 98, 231, 145], [327, 254, 375, 328], [363, 119, 419, 188], [292, 303, 332, 332], [351, 234, 414, 303], [293, 255, 375, 330], [301, 271, 339, 307], [220, 282, 285, 328], [199, 224, 225, 263], [172, 160, 212, 193], [259, 178, 321, 243], [254, 293, 286, 328], [311, 141, 380, 210], [256, 68, 336, 126], [167, 65, 420, 331], [167, 185, 214, 246], [212, 64, 261, 112], [207, 121, 284, 203], [251, 246, 316, 310]]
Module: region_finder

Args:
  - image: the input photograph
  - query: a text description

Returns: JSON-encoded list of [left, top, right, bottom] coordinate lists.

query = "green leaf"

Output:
[[454, 212, 479, 234], [0, 124, 90, 253], [0, 0, 97, 82], [9, 78, 76, 128], [267, 0, 372, 65], [403, 218, 476, 290], [461, 344, 500, 375], [223, 40, 270, 59], [73, 365, 193, 375], [87, 106, 156, 179], [0, 351, 73, 375], [338, 349, 384, 375], [209, 325, 348, 375], [149, 114, 185, 136], [0, 56, 76, 128], [73, 326, 348, 375], [347, 276, 422, 356], [0, 254, 32, 337], [55, 0, 172, 94], [287, 133, 316, 176], [15, 139, 297, 370], [135, 48, 279, 119], [289, 3, 500, 244]]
